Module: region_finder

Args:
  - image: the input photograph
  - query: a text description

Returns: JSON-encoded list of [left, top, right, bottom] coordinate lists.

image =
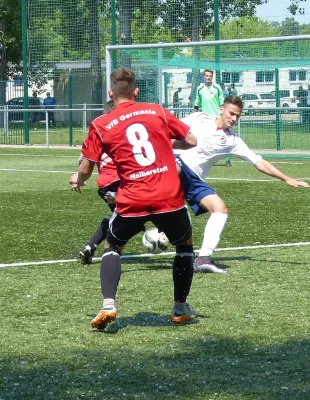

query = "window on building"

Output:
[[221, 72, 241, 84], [186, 72, 206, 83], [256, 70, 274, 83], [289, 69, 307, 81], [164, 73, 173, 84]]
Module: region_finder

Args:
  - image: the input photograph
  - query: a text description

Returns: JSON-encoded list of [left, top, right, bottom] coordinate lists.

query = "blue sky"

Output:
[[256, 0, 310, 23]]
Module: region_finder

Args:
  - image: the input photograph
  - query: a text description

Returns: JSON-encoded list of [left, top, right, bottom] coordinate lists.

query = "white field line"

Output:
[[1, 241, 310, 269], [0, 168, 76, 174], [0, 168, 309, 182], [0, 154, 78, 158], [0, 153, 306, 165]]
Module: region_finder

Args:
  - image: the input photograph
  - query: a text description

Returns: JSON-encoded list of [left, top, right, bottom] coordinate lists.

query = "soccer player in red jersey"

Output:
[[70, 101, 120, 264], [74, 67, 198, 330]]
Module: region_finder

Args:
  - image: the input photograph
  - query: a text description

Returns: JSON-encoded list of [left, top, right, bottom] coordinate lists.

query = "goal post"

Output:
[[105, 35, 310, 157], [105, 34, 310, 103]]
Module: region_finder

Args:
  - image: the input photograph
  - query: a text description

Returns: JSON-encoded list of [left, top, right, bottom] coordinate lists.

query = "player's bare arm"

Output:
[[255, 159, 309, 188], [172, 131, 197, 150], [72, 158, 95, 193], [69, 152, 88, 187]]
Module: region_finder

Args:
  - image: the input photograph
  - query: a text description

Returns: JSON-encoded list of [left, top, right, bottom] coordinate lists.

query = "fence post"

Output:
[[68, 75, 73, 146], [45, 110, 49, 148], [275, 69, 281, 151], [237, 117, 241, 138], [83, 103, 87, 133], [4, 105, 8, 135], [21, 0, 30, 145]]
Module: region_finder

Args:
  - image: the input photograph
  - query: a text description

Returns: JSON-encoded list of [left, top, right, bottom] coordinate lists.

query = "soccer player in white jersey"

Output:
[[177, 95, 309, 273]]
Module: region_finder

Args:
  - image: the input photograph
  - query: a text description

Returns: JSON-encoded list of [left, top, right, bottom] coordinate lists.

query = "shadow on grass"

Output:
[[89, 254, 305, 275], [86, 311, 207, 333], [90, 256, 174, 272], [120, 254, 305, 274], [1, 338, 309, 400]]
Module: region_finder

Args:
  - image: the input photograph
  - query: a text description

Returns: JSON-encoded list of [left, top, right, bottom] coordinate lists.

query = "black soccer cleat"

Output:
[[79, 245, 95, 264]]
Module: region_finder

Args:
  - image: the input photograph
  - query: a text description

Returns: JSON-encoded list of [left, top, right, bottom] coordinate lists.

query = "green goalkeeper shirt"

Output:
[[194, 83, 224, 116]]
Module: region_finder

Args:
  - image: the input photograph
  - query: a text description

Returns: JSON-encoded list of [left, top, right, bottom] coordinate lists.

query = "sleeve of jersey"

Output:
[[194, 87, 201, 107], [82, 123, 104, 163], [218, 87, 225, 106], [232, 137, 262, 165], [165, 111, 190, 139], [180, 113, 194, 127]]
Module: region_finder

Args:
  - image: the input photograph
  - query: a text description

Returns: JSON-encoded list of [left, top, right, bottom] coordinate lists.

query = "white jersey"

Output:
[[176, 112, 262, 181]]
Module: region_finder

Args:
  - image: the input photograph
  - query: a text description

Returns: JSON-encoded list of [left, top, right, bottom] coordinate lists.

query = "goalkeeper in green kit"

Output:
[[194, 69, 232, 167]]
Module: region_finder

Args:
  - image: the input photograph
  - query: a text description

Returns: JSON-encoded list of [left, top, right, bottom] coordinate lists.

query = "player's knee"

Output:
[[104, 243, 122, 256], [101, 216, 110, 233], [175, 244, 194, 256], [203, 195, 228, 214], [102, 247, 121, 257], [213, 204, 228, 214]]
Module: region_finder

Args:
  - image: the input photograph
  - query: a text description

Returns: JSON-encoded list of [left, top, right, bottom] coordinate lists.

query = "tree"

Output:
[[157, 0, 271, 101], [0, 0, 22, 107], [156, 0, 309, 101], [0, 0, 307, 108], [288, 0, 307, 16]]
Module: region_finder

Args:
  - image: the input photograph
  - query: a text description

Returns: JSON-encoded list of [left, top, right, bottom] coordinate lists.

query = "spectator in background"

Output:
[[29, 91, 41, 129], [230, 83, 238, 96], [223, 86, 230, 98], [43, 92, 57, 128], [173, 87, 182, 117], [194, 70, 232, 167]]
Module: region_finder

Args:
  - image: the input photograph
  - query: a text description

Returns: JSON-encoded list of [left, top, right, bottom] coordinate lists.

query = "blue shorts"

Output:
[[175, 155, 217, 216]]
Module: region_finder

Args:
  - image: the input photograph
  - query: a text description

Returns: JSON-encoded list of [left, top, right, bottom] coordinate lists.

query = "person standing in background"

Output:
[[230, 83, 238, 96], [194, 70, 232, 167], [173, 87, 183, 117], [43, 92, 57, 128], [29, 91, 41, 129]]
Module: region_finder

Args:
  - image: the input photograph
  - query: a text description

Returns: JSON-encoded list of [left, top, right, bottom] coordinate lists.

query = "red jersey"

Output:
[[96, 153, 119, 188], [82, 101, 190, 216]]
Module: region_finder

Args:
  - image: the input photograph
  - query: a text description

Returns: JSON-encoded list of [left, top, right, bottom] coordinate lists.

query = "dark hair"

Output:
[[110, 67, 136, 99], [223, 95, 243, 110], [203, 69, 213, 76], [103, 100, 115, 114]]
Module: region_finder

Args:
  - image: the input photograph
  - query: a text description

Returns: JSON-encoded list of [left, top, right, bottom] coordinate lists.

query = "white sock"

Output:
[[199, 212, 228, 257], [103, 298, 116, 309]]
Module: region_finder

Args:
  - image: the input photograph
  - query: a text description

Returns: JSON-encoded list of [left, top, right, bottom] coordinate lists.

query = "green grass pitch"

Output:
[[0, 147, 309, 400]]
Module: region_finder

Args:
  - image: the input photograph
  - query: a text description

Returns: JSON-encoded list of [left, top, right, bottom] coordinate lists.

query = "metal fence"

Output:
[[0, 106, 309, 158]]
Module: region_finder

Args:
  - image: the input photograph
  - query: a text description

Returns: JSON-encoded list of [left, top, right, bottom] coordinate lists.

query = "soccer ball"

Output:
[[142, 228, 169, 254]]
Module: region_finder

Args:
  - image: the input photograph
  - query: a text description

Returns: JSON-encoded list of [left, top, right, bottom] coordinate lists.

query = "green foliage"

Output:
[[131, 9, 175, 44], [0, 0, 22, 78], [156, 0, 268, 42]]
